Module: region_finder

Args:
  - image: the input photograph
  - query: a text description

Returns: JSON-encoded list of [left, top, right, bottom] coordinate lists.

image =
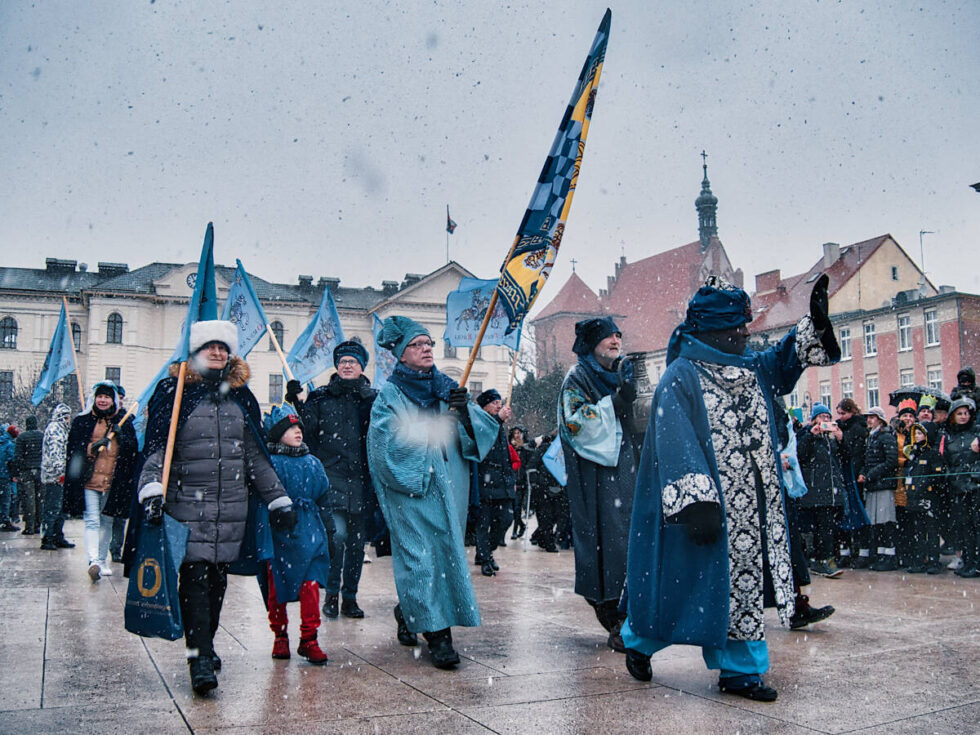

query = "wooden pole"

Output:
[[159, 361, 187, 501], [266, 323, 295, 381], [504, 348, 520, 407], [62, 296, 86, 410]]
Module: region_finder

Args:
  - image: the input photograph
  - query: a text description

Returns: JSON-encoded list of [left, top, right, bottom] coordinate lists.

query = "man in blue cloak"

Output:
[[622, 275, 840, 702]]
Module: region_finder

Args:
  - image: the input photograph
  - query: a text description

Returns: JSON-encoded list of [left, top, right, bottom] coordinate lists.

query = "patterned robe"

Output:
[[627, 316, 836, 647]]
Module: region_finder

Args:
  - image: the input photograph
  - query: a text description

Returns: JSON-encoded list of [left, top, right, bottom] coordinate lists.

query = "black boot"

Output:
[[625, 648, 652, 681], [790, 595, 835, 629], [394, 604, 418, 646], [188, 656, 218, 695], [323, 594, 339, 618], [341, 598, 365, 619], [424, 629, 460, 670]]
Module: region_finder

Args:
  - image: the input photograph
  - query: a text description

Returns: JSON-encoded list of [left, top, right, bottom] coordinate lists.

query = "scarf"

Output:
[[389, 362, 458, 408], [577, 353, 633, 399], [267, 442, 310, 457]]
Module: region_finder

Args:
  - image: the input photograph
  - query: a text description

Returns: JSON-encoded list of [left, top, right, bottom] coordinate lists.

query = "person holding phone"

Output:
[[797, 404, 847, 577]]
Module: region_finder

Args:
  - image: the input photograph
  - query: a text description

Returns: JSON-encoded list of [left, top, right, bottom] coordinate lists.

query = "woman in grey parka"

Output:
[[137, 320, 296, 695]]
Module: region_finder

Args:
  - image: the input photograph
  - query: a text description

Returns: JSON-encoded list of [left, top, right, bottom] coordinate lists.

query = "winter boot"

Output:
[[394, 604, 418, 646], [870, 555, 898, 571], [424, 629, 460, 669], [272, 634, 290, 659], [481, 561, 496, 577], [719, 675, 777, 702], [625, 648, 652, 681], [790, 595, 835, 629], [188, 656, 218, 695], [851, 553, 871, 569], [341, 598, 365, 619], [55, 537, 75, 548], [40, 538, 58, 550], [323, 594, 339, 618], [297, 637, 328, 665]]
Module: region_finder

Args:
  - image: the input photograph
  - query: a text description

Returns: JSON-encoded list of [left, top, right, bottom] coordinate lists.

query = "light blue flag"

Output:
[[542, 437, 567, 487], [221, 259, 269, 359], [31, 302, 76, 405], [372, 313, 396, 391], [443, 277, 521, 350], [286, 286, 344, 385], [133, 223, 219, 445]]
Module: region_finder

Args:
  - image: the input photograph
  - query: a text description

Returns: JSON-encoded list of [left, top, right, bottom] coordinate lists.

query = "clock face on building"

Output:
[[186, 273, 197, 289]]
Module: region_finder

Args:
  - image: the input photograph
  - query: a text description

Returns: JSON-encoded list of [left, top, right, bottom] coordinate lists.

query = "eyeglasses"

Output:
[[405, 339, 435, 350], [337, 358, 361, 367]]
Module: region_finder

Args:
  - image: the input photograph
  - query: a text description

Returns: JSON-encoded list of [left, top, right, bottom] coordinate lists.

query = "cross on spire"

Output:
[[570, 258, 578, 273]]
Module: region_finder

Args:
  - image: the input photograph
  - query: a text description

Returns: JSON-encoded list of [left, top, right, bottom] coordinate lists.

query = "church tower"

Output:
[[696, 150, 718, 251]]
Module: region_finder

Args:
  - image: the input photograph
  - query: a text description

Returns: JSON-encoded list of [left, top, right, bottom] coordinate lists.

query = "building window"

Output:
[[470, 381, 483, 395], [789, 389, 800, 408], [839, 327, 851, 360], [0, 371, 12, 399], [866, 374, 879, 409], [819, 381, 832, 409], [897, 314, 911, 351], [269, 374, 283, 404], [268, 321, 284, 351], [106, 312, 123, 344], [841, 378, 853, 400], [105, 367, 121, 385], [924, 309, 940, 346], [900, 369, 915, 388], [0, 317, 17, 350], [445, 343, 457, 359], [927, 366, 942, 391], [71, 322, 82, 351], [891, 265, 899, 281], [863, 321, 877, 356]]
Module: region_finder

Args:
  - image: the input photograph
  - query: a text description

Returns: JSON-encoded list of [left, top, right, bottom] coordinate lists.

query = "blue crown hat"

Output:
[[265, 402, 305, 443]]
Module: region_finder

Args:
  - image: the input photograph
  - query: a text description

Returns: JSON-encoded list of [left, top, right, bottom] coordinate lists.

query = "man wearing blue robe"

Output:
[[622, 275, 840, 702], [367, 316, 497, 670]]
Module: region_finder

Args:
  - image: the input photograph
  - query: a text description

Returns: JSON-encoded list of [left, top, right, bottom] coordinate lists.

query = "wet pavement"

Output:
[[1, 520, 979, 734]]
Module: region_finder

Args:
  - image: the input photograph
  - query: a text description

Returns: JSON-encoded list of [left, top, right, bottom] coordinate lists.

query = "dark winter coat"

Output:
[[796, 426, 847, 508], [477, 418, 517, 501], [13, 429, 43, 473], [138, 357, 287, 565], [301, 374, 376, 513], [904, 440, 945, 509], [950, 367, 980, 409], [0, 431, 14, 479], [256, 444, 332, 602], [837, 414, 868, 479], [941, 422, 980, 495], [862, 427, 898, 494], [64, 408, 138, 518]]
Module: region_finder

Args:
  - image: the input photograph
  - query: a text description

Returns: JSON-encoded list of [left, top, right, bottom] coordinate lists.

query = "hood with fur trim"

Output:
[[169, 355, 251, 389]]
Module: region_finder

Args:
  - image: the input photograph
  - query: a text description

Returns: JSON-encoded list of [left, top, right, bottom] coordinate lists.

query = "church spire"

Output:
[[696, 150, 718, 251]]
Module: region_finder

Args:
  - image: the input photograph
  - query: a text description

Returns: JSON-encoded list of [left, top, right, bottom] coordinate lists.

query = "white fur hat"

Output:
[[189, 320, 239, 356]]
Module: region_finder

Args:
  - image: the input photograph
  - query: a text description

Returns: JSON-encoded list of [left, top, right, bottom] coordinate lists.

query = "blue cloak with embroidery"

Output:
[[626, 318, 836, 649]]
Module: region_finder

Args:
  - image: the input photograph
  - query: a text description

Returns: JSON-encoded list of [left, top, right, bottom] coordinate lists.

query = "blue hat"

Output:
[[377, 316, 430, 360], [810, 403, 832, 420], [572, 317, 621, 356], [334, 340, 369, 369], [264, 403, 304, 443], [477, 388, 502, 408], [667, 276, 752, 365]]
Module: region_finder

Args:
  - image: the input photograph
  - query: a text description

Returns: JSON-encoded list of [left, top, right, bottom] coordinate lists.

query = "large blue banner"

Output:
[[443, 278, 521, 350], [31, 302, 76, 405], [287, 286, 344, 385], [221, 259, 269, 359]]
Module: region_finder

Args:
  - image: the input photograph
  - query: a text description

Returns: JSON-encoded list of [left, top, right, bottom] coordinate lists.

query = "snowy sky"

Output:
[[1, 1, 978, 308]]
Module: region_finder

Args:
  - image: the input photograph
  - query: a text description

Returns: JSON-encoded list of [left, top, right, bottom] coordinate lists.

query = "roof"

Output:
[[533, 272, 603, 321]]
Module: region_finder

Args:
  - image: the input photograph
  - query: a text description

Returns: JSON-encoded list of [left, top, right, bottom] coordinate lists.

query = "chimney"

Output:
[[97, 262, 129, 277], [297, 275, 313, 289], [822, 242, 841, 269], [401, 273, 423, 288], [45, 258, 77, 274], [754, 269, 782, 294], [318, 276, 340, 293], [382, 280, 399, 296]]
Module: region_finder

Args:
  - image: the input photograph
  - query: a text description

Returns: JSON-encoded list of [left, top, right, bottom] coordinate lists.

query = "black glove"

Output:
[[270, 505, 298, 533], [143, 496, 164, 526], [675, 501, 723, 546], [612, 380, 637, 418], [810, 273, 831, 332], [448, 387, 469, 412], [90, 436, 111, 454], [285, 380, 303, 405]]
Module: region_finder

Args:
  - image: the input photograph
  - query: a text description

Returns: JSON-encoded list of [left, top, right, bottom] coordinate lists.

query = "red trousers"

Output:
[[266, 565, 320, 639]]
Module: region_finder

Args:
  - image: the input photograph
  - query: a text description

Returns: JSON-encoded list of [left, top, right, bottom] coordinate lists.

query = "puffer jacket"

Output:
[[40, 404, 73, 485], [13, 428, 44, 473], [862, 426, 898, 494], [904, 435, 945, 509], [477, 418, 517, 501], [796, 425, 847, 508], [301, 373, 376, 513], [139, 357, 287, 564], [942, 421, 980, 495]]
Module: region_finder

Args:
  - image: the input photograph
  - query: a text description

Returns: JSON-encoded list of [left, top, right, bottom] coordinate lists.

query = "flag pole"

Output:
[[159, 361, 188, 499], [266, 323, 295, 381], [62, 296, 86, 409], [504, 347, 520, 407]]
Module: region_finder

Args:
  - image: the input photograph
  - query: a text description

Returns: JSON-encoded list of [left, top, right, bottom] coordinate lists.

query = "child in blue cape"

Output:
[[259, 403, 334, 664]]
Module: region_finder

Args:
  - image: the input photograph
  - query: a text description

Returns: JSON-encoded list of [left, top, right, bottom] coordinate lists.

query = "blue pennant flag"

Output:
[[221, 259, 269, 359], [372, 313, 396, 391], [31, 302, 77, 406], [133, 223, 218, 445], [287, 285, 344, 385], [443, 277, 521, 350], [496, 9, 610, 333]]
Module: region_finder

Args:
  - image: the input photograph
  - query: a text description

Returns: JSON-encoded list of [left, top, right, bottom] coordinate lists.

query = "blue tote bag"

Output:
[[124, 514, 190, 640]]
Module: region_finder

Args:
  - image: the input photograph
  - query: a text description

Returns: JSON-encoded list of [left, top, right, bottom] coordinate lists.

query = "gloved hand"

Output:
[[285, 380, 304, 405], [448, 387, 469, 412], [611, 381, 637, 419], [90, 436, 111, 454], [270, 504, 298, 532], [139, 482, 165, 525], [676, 501, 723, 546], [809, 273, 831, 332]]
